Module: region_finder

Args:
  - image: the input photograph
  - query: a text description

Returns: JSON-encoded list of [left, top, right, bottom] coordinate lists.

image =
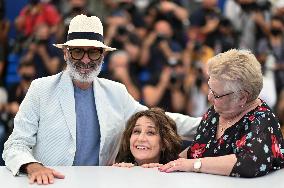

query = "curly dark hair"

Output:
[[116, 108, 182, 164]]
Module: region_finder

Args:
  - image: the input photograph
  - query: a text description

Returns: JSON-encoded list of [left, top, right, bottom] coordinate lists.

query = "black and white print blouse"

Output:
[[187, 100, 284, 177]]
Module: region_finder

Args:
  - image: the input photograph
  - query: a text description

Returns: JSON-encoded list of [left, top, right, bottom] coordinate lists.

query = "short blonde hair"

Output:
[[208, 49, 263, 102]]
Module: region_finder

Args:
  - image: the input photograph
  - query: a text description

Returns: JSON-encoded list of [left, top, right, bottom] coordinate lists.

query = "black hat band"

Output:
[[67, 32, 104, 42]]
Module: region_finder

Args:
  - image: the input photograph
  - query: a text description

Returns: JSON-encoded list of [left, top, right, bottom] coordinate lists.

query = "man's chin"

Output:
[[77, 74, 96, 82], [66, 62, 102, 82]]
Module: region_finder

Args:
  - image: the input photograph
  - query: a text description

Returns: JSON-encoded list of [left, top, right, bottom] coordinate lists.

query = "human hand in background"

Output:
[[204, 17, 219, 33], [159, 1, 177, 13]]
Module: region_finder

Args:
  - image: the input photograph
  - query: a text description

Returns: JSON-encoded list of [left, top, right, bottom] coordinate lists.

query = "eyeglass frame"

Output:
[[66, 47, 104, 61], [208, 87, 234, 99]]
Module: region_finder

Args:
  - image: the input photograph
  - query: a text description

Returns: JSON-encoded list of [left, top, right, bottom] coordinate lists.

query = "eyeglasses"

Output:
[[67, 48, 103, 61], [209, 87, 234, 99]]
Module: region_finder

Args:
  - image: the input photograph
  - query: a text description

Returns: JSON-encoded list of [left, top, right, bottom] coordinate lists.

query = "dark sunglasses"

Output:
[[67, 48, 103, 61]]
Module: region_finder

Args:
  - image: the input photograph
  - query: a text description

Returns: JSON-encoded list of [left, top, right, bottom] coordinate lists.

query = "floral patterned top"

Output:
[[187, 100, 284, 177]]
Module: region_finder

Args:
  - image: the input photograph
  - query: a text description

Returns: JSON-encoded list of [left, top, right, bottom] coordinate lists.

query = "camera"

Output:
[[166, 59, 183, 84], [156, 34, 168, 44], [118, 2, 133, 11], [239, 1, 271, 12], [271, 28, 283, 36], [193, 42, 203, 52], [170, 70, 184, 84], [205, 8, 220, 19], [117, 26, 128, 36], [219, 18, 232, 28], [32, 37, 48, 45], [72, 6, 84, 14], [167, 57, 178, 67], [29, 0, 40, 5]]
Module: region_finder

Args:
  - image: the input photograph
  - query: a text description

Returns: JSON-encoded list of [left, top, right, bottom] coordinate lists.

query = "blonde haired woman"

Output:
[[159, 49, 284, 177]]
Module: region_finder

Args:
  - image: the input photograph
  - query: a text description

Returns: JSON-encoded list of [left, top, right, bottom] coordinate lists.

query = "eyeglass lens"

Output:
[[209, 89, 233, 99], [68, 48, 103, 61]]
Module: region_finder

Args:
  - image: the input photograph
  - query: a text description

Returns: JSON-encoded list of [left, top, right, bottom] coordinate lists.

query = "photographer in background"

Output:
[[104, 6, 133, 50], [14, 0, 61, 40], [102, 50, 141, 101], [58, 0, 92, 44], [140, 19, 186, 113], [212, 17, 238, 53], [0, 0, 10, 68], [276, 89, 284, 135], [142, 60, 187, 113], [144, 0, 189, 47], [269, 3, 284, 95], [21, 23, 63, 78], [224, 0, 271, 50], [140, 19, 182, 70], [5, 59, 36, 135], [256, 15, 284, 96], [189, 0, 221, 49], [182, 25, 212, 117], [0, 87, 7, 166]]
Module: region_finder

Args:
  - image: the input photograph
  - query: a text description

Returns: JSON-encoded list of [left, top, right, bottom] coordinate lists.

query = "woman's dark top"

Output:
[[187, 100, 284, 177]]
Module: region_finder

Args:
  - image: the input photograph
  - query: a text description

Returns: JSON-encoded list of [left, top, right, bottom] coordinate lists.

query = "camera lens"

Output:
[[117, 26, 127, 35], [167, 57, 178, 67]]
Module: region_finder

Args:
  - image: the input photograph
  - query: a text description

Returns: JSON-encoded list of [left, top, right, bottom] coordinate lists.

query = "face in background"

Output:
[[130, 116, 162, 165], [154, 20, 173, 39], [208, 78, 239, 116], [109, 51, 129, 75], [18, 63, 36, 82], [270, 18, 284, 37], [64, 46, 104, 83]]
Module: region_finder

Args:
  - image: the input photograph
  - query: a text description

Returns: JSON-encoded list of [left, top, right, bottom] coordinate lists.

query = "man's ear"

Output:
[[63, 48, 68, 61]]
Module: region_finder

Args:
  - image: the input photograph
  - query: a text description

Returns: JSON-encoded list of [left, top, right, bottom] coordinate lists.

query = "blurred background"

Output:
[[0, 0, 284, 165]]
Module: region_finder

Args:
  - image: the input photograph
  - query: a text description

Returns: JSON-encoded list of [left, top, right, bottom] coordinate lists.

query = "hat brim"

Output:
[[53, 39, 116, 51]]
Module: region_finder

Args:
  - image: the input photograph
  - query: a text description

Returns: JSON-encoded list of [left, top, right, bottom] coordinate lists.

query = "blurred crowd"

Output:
[[0, 0, 284, 165]]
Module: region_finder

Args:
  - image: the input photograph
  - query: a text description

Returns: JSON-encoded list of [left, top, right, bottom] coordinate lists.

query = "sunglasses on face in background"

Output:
[[67, 48, 103, 61]]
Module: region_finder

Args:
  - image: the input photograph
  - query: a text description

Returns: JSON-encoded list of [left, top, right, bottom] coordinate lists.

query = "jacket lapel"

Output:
[[58, 71, 77, 142], [93, 78, 106, 147]]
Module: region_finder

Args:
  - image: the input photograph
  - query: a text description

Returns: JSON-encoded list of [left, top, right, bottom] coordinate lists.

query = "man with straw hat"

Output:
[[3, 14, 201, 185]]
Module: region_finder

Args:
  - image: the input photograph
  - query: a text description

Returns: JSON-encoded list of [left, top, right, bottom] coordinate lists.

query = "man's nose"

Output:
[[81, 52, 91, 64]]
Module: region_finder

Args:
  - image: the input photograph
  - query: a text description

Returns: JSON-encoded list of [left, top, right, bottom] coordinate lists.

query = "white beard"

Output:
[[66, 60, 103, 83]]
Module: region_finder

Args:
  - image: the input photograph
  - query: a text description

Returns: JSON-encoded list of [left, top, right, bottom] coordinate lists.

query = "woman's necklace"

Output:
[[218, 99, 261, 134], [220, 124, 228, 133], [219, 115, 240, 133]]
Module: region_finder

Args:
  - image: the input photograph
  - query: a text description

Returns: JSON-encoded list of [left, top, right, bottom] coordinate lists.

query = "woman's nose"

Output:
[[137, 133, 146, 141]]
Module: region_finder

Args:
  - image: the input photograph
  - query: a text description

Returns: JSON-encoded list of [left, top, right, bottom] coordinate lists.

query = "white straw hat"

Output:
[[54, 14, 116, 51]]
